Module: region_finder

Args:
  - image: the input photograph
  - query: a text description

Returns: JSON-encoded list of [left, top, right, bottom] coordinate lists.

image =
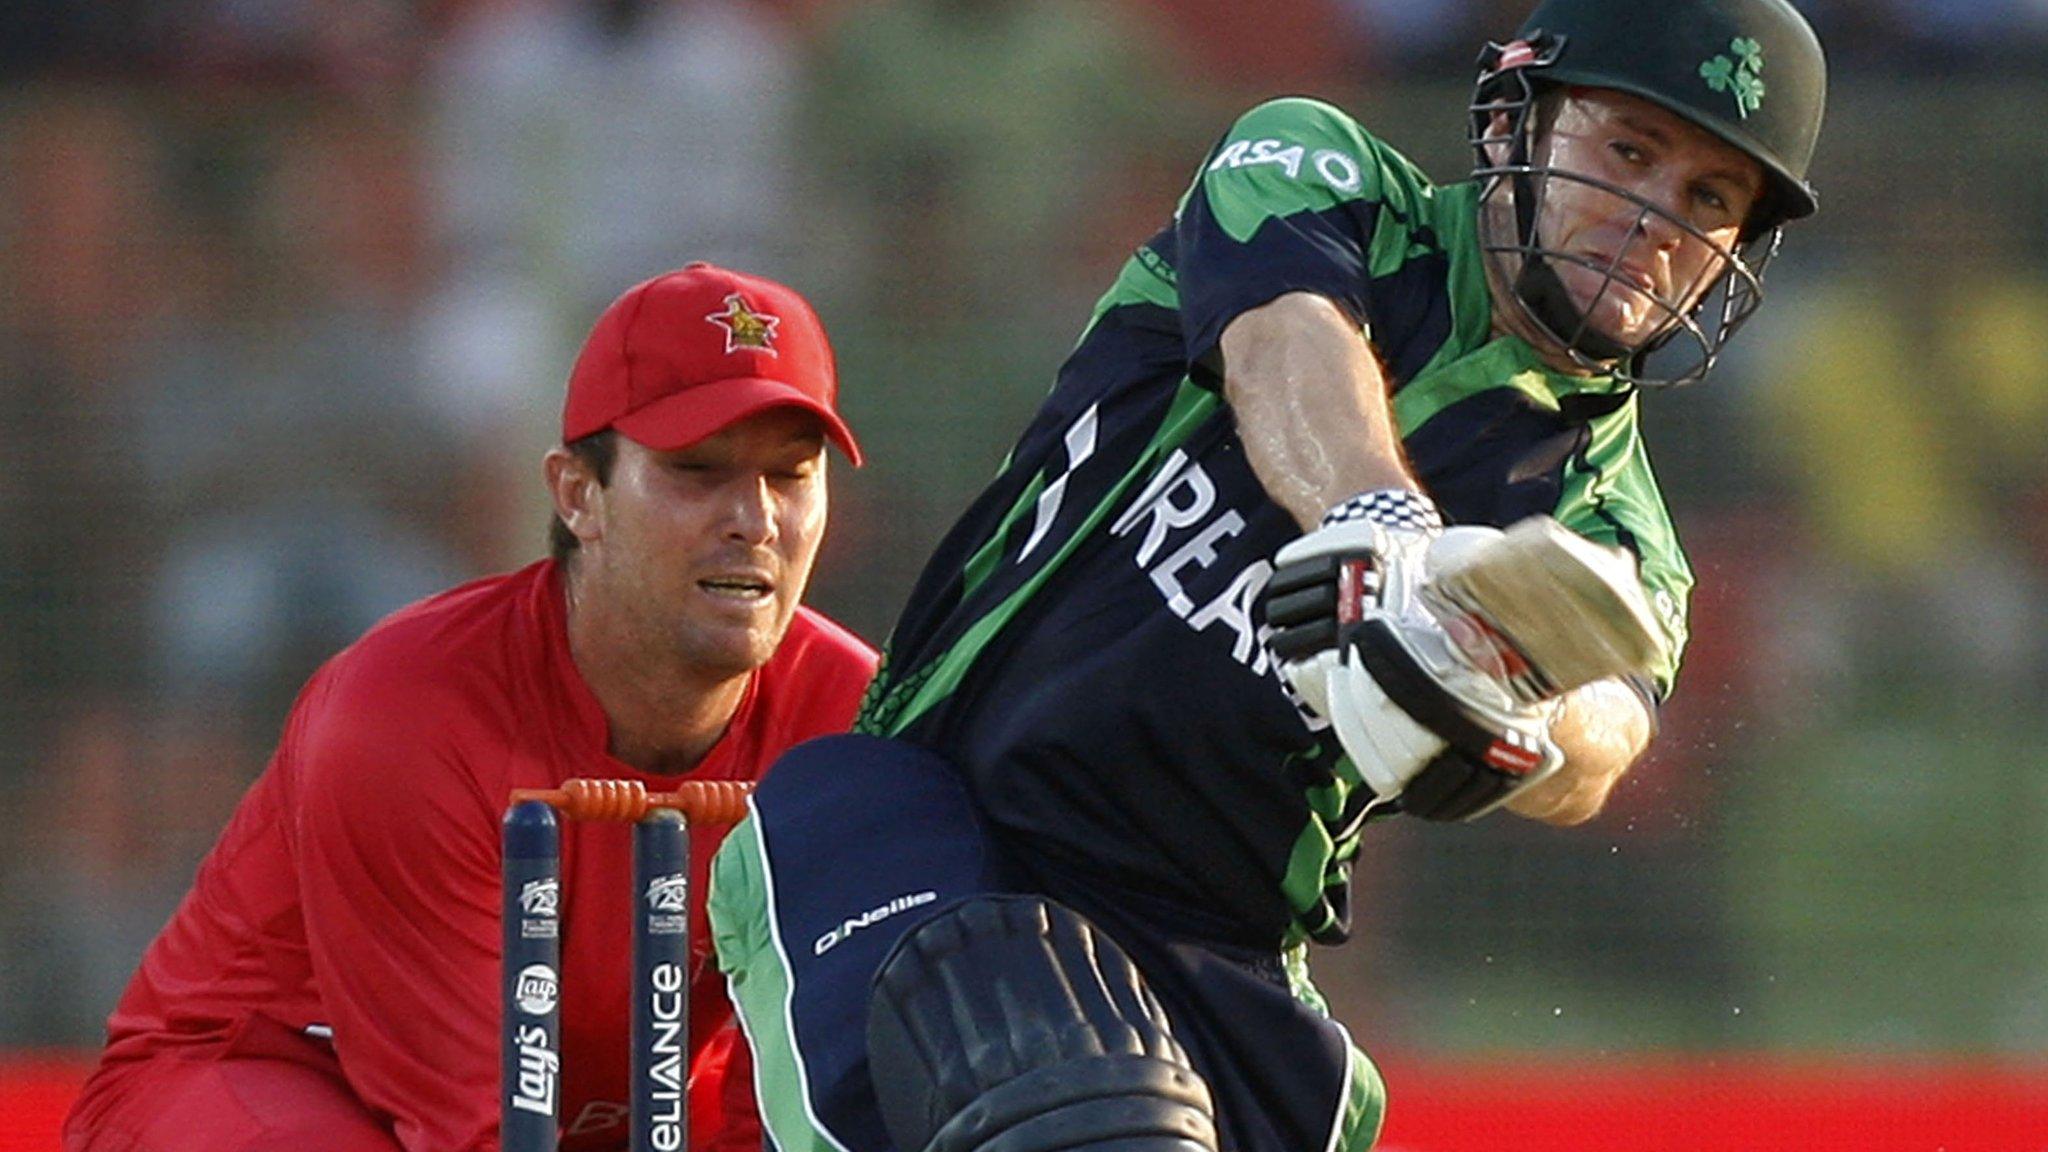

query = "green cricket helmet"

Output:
[[1470, 0, 1828, 386]]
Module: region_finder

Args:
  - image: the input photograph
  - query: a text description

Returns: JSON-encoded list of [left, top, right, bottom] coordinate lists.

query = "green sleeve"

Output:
[[1187, 97, 1411, 240], [1175, 97, 1441, 364]]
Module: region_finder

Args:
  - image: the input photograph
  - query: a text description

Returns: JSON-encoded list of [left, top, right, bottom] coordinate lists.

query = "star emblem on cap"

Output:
[[706, 293, 781, 356]]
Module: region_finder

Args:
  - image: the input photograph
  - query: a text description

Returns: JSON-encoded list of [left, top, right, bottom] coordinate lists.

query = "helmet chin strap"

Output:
[[1497, 101, 1638, 370], [1504, 153, 1637, 366], [1511, 248, 1636, 364]]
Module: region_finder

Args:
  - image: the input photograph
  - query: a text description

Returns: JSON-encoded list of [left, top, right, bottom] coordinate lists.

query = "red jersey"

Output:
[[72, 560, 876, 1151]]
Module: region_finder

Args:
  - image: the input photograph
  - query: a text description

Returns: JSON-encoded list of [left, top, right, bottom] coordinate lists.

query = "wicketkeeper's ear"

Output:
[[543, 445, 605, 546]]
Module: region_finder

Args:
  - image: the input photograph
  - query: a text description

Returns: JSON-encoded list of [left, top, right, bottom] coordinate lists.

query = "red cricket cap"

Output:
[[562, 263, 862, 465]]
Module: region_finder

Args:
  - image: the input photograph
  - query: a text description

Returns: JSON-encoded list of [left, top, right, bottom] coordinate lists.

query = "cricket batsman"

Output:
[[711, 2, 1827, 1151]]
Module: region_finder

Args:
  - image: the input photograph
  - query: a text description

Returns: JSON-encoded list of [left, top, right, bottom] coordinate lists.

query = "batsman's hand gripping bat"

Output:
[[1268, 500, 1665, 820], [1420, 515, 1667, 704]]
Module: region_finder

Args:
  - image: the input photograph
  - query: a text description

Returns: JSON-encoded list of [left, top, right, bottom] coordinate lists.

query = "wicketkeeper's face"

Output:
[[1529, 88, 1766, 346], [585, 408, 829, 678]]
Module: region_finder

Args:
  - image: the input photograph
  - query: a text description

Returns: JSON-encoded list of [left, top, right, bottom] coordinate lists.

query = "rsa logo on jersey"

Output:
[[1207, 135, 1363, 194]]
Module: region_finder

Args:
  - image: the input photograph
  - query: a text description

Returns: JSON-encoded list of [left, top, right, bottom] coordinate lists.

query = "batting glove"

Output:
[[1266, 492, 1562, 822]]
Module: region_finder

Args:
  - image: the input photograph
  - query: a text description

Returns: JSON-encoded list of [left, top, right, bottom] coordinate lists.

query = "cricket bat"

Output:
[[1421, 516, 1667, 701]]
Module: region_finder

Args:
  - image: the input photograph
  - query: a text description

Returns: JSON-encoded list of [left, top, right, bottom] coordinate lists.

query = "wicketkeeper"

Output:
[[67, 265, 875, 1152], [711, 2, 1828, 1151]]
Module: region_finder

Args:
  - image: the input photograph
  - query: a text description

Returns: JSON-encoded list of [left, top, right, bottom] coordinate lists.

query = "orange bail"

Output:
[[510, 778, 753, 824]]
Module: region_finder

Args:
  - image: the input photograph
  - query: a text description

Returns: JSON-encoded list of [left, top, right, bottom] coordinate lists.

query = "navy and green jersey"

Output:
[[856, 97, 1694, 949]]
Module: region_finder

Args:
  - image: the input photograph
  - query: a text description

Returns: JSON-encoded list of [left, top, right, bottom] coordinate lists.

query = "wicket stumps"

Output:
[[501, 779, 753, 1152]]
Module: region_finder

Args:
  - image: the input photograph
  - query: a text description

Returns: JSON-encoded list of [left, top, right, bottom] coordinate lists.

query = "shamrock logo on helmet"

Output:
[[1700, 36, 1766, 119]]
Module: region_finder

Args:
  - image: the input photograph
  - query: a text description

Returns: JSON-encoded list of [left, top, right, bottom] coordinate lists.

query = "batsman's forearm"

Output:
[[1506, 677, 1652, 825], [1220, 292, 1421, 529]]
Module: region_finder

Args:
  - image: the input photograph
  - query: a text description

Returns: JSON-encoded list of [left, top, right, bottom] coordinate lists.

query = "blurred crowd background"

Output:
[[2, 0, 2045, 1068]]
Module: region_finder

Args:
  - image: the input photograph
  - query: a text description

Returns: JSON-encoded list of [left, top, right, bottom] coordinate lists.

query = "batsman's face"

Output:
[[584, 409, 829, 678], [1531, 89, 1765, 346]]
